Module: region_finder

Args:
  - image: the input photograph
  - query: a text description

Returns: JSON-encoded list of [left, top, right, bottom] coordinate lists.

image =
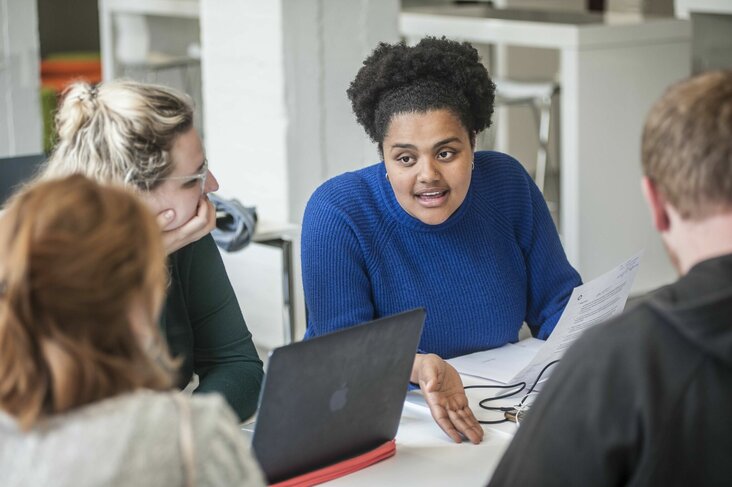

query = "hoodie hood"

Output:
[[646, 253, 732, 366]]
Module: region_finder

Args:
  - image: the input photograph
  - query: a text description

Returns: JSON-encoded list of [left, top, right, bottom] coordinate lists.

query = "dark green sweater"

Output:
[[161, 234, 263, 421]]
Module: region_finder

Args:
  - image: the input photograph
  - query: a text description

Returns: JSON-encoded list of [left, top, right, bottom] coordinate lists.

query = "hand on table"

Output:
[[157, 196, 216, 255], [412, 353, 484, 444]]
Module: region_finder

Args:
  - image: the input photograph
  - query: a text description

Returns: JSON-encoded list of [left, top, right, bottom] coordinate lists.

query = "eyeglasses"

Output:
[[156, 158, 210, 193]]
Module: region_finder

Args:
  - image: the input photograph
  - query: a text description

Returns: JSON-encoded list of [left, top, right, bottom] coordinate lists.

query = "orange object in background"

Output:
[[39, 53, 102, 151], [40, 54, 102, 92]]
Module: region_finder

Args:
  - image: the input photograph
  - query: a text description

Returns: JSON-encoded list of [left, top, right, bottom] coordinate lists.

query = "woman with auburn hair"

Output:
[[0, 175, 264, 486], [41, 79, 263, 421]]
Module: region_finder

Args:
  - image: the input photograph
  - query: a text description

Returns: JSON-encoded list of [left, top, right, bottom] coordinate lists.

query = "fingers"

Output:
[[430, 407, 483, 445], [196, 196, 216, 234], [419, 356, 484, 444], [156, 208, 176, 230], [429, 403, 483, 445], [185, 197, 215, 238], [442, 367, 481, 440], [415, 353, 485, 444], [433, 409, 464, 444], [447, 407, 483, 444], [424, 388, 484, 444], [430, 406, 483, 444], [160, 197, 216, 254]]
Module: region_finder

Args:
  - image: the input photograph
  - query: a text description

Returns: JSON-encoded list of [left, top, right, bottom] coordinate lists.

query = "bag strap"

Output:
[[173, 393, 196, 487]]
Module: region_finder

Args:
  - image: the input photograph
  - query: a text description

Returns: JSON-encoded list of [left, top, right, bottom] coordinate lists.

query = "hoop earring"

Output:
[[472, 160, 475, 171], [385, 171, 389, 181]]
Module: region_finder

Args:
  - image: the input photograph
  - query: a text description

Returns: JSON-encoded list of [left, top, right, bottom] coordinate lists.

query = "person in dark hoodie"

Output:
[[489, 70, 732, 486]]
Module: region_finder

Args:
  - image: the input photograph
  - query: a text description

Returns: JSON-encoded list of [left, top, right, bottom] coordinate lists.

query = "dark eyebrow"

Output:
[[432, 137, 462, 149], [389, 137, 463, 151], [390, 143, 418, 150]]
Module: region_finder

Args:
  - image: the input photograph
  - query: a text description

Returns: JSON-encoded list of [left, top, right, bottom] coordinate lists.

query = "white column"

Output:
[[561, 38, 690, 293], [0, 0, 42, 158], [200, 0, 398, 347]]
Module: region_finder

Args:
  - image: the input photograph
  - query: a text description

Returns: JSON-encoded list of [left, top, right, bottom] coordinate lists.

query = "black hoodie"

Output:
[[489, 253, 732, 487]]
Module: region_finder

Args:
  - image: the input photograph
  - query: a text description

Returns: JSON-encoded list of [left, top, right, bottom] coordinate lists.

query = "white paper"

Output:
[[447, 338, 544, 383], [510, 251, 642, 388], [448, 252, 643, 386]]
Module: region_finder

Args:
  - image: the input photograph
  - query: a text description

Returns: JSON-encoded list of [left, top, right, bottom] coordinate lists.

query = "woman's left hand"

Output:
[[412, 353, 484, 444], [157, 196, 216, 255]]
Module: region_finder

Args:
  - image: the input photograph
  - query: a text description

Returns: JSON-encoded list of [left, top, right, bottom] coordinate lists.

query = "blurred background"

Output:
[[1, 0, 730, 356]]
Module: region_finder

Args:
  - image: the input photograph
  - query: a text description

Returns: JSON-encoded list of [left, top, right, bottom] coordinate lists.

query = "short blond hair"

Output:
[[0, 175, 176, 430], [642, 70, 732, 219], [44, 79, 194, 190]]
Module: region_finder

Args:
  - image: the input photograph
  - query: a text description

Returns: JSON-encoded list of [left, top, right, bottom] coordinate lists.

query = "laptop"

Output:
[[251, 308, 426, 484]]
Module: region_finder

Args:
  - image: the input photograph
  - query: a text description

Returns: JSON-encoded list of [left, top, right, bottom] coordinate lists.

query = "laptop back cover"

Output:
[[252, 308, 425, 484]]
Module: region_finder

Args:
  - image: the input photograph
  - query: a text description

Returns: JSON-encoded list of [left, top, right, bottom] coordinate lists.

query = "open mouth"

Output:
[[415, 189, 449, 207]]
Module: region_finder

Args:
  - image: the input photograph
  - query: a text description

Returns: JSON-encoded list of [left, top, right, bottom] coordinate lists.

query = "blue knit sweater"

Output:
[[301, 151, 581, 359]]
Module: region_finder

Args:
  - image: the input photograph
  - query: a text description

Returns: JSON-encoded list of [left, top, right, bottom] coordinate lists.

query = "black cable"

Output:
[[464, 382, 526, 424], [464, 359, 560, 424]]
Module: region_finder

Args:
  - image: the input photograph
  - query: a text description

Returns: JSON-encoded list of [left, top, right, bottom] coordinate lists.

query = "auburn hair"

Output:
[[0, 175, 176, 429]]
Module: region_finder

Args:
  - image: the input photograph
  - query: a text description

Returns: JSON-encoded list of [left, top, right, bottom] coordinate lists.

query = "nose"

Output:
[[417, 157, 441, 184], [204, 169, 219, 193]]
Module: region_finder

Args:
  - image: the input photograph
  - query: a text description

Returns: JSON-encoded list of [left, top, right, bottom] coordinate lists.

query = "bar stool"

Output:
[[492, 78, 560, 195]]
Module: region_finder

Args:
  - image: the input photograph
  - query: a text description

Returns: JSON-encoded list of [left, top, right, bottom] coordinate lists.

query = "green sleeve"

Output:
[[165, 234, 264, 421]]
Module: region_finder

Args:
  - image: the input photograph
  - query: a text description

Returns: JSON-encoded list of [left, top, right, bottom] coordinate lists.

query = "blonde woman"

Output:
[[0, 175, 265, 486], [42, 80, 263, 421]]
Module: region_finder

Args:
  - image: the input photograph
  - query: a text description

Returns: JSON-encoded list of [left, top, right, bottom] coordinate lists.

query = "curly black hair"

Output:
[[347, 37, 495, 147]]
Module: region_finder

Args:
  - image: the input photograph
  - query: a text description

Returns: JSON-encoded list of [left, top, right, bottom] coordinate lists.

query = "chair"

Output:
[[0, 154, 46, 206], [493, 78, 560, 195]]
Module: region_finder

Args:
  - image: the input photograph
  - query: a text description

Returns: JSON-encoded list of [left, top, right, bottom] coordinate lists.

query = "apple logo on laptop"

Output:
[[329, 383, 349, 412]]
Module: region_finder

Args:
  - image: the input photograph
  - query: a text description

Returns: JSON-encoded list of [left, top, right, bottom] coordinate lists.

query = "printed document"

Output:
[[448, 337, 544, 384], [448, 252, 643, 387]]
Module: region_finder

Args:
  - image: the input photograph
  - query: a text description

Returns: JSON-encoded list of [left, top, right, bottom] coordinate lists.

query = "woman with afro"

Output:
[[301, 37, 581, 444]]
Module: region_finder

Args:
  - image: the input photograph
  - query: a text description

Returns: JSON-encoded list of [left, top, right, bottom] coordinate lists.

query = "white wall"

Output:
[[201, 0, 399, 347], [0, 0, 42, 158], [201, 0, 397, 223]]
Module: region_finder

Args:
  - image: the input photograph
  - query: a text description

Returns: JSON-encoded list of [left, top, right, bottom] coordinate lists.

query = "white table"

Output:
[[325, 383, 518, 486], [675, 0, 732, 17], [243, 376, 519, 486], [401, 5, 690, 294]]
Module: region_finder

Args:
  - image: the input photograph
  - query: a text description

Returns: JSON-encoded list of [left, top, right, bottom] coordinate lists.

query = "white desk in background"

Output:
[[401, 4, 690, 294], [98, 0, 200, 79]]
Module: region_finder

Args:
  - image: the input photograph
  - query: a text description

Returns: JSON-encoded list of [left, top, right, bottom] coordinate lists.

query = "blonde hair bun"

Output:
[[46, 79, 194, 191]]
